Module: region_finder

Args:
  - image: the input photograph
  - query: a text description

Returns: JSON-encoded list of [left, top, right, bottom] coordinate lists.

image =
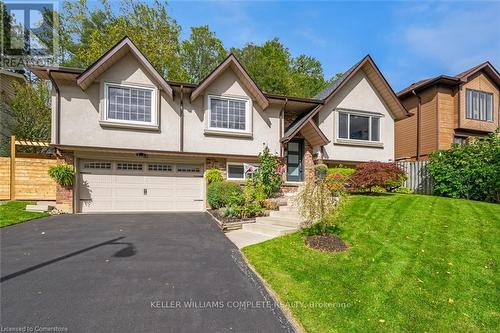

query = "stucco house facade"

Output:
[[31, 37, 408, 213]]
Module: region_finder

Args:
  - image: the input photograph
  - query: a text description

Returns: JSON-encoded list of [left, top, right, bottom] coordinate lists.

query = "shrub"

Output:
[[204, 168, 223, 184], [253, 146, 283, 197], [293, 179, 337, 230], [244, 180, 266, 205], [242, 202, 265, 218], [262, 199, 279, 210], [350, 162, 406, 192], [48, 164, 74, 187], [315, 163, 328, 179], [428, 131, 500, 202], [221, 206, 241, 218], [327, 167, 355, 178], [207, 181, 243, 209], [325, 172, 348, 196], [394, 187, 413, 194]]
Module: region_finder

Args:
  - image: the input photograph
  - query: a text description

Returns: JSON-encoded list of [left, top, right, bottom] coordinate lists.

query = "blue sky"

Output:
[[166, 0, 500, 91], [81, 0, 499, 92]]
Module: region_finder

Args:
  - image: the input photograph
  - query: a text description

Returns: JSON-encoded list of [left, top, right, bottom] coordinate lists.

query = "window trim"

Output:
[[335, 109, 383, 144], [226, 162, 259, 181], [101, 81, 158, 128], [206, 94, 252, 134], [465, 88, 494, 122]]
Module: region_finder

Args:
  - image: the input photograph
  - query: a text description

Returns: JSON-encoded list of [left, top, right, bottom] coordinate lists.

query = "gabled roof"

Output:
[[315, 55, 408, 120], [190, 54, 269, 110], [281, 105, 329, 146], [398, 61, 500, 98], [76, 37, 173, 98], [283, 55, 409, 142]]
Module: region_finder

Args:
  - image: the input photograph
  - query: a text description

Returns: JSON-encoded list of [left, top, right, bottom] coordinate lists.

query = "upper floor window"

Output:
[[466, 89, 493, 122], [208, 95, 249, 132], [104, 83, 156, 126], [338, 111, 381, 142]]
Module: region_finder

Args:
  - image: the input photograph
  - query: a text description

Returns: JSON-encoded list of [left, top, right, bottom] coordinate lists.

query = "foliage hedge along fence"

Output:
[[428, 131, 499, 203]]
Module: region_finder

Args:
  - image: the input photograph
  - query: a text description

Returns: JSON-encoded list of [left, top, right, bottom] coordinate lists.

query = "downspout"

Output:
[[412, 89, 421, 160], [180, 85, 184, 152], [279, 97, 288, 158], [47, 70, 60, 145]]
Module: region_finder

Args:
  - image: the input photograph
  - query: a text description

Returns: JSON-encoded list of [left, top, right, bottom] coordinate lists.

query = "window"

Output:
[[176, 164, 201, 173], [83, 162, 111, 169], [148, 164, 173, 172], [227, 163, 259, 180], [466, 89, 493, 121], [208, 96, 249, 132], [105, 83, 156, 125], [453, 136, 468, 145], [338, 111, 381, 141], [117, 163, 143, 171]]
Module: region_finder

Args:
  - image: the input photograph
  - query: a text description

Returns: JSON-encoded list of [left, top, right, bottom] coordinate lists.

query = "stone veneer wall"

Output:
[[206, 157, 227, 179]]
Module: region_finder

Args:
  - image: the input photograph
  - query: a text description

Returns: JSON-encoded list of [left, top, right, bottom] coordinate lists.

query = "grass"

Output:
[[0, 201, 49, 228], [243, 194, 500, 333]]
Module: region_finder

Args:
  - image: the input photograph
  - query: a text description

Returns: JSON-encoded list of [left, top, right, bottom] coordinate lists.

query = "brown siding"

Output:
[[396, 87, 438, 160], [459, 72, 499, 132], [437, 86, 456, 150], [395, 96, 418, 159]]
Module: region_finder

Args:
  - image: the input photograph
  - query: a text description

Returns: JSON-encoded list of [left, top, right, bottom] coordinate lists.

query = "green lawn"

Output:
[[243, 194, 500, 333], [0, 201, 49, 227]]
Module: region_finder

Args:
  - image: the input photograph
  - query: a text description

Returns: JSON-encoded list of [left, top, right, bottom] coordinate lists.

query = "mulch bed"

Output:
[[305, 235, 349, 252]]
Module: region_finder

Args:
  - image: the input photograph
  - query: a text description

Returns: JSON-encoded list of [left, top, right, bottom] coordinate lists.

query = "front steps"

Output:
[[226, 196, 303, 248], [25, 201, 56, 212]]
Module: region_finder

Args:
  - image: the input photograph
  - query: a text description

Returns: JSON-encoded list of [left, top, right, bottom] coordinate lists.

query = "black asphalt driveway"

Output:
[[0, 213, 294, 333]]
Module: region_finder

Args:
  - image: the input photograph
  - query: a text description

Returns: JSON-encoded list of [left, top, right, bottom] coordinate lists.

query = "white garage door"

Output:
[[79, 160, 205, 212]]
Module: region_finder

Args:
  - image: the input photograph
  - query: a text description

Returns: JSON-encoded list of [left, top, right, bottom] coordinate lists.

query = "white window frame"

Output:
[[207, 95, 251, 134], [102, 82, 158, 127], [336, 109, 382, 143], [466, 89, 493, 122], [226, 162, 259, 181]]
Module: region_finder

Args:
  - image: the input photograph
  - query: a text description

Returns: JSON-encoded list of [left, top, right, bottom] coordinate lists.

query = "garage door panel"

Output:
[[79, 160, 204, 212]]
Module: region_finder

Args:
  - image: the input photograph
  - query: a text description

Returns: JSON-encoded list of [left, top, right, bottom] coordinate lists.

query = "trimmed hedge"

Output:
[[207, 181, 243, 209], [327, 167, 355, 178]]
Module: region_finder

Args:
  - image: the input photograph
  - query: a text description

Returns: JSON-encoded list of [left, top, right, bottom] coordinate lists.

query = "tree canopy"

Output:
[[56, 0, 335, 97]]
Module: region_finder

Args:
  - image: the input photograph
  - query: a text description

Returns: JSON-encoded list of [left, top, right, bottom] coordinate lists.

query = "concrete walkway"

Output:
[[226, 196, 302, 249]]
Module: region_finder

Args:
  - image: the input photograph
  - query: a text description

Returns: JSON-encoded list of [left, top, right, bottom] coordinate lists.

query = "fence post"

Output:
[[10, 135, 16, 200]]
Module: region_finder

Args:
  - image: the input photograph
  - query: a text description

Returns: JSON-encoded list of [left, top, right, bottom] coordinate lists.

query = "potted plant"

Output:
[[315, 164, 328, 180], [48, 164, 75, 187]]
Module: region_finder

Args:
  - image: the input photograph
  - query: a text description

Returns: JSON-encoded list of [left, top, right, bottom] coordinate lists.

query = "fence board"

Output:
[[397, 160, 433, 195], [0, 156, 57, 200]]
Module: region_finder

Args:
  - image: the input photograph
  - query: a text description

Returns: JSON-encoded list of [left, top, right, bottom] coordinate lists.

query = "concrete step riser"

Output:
[[256, 219, 300, 228], [269, 210, 301, 219], [243, 223, 297, 237], [26, 204, 52, 212], [258, 215, 301, 224]]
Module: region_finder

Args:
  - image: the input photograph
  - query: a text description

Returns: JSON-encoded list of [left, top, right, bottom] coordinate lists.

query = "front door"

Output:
[[287, 139, 304, 182]]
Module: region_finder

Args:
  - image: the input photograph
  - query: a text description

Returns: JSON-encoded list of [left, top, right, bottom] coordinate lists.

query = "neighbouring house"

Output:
[[0, 69, 27, 155], [30, 37, 408, 213], [395, 62, 500, 160]]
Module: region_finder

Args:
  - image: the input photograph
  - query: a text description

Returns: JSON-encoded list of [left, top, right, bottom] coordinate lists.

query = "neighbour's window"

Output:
[[227, 163, 259, 180], [338, 112, 381, 141], [453, 136, 468, 145], [117, 163, 143, 171], [466, 89, 493, 121], [148, 164, 173, 172], [209, 96, 248, 131], [106, 83, 155, 124]]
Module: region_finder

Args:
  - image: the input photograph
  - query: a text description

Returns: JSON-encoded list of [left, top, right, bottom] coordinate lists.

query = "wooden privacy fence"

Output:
[[0, 136, 57, 200], [397, 160, 433, 195]]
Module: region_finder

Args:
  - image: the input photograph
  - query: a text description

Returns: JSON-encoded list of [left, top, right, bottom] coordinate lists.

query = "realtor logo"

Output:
[[1, 1, 58, 68]]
